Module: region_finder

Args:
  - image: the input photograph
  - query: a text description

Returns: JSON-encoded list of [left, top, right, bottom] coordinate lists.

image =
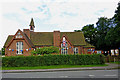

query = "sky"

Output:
[[0, 0, 119, 49]]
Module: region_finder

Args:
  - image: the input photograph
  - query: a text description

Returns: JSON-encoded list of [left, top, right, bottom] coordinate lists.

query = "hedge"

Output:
[[2, 54, 105, 67]]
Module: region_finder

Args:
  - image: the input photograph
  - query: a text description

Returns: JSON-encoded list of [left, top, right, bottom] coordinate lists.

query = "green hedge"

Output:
[[2, 54, 105, 67]]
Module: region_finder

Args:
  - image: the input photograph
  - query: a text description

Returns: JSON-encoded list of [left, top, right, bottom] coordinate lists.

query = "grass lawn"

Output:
[[109, 61, 120, 64], [2, 64, 108, 70]]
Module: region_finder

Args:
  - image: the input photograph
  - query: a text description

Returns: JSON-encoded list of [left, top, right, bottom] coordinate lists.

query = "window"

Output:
[[16, 32, 23, 38], [74, 47, 78, 55], [61, 37, 68, 55], [16, 42, 23, 54], [61, 42, 68, 55], [87, 49, 92, 52]]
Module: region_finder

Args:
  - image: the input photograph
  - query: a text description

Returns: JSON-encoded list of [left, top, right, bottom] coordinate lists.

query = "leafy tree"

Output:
[[105, 26, 120, 49], [105, 2, 120, 49], [94, 17, 111, 50], [81, 24, 97, 45], [113, 2, 120, 22]]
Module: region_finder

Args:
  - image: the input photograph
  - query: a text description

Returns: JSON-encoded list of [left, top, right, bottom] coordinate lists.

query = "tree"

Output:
[[105, 2, 120, 50], [113, 2, 120, 22], [95, 17, 111, 50], [105, 26, 120, 49], [81, 24, 97, 45], [113, 2, 120, 48]]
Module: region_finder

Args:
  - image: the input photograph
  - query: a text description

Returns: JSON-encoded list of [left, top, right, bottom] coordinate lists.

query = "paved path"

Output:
[[2, 63, 119, 73]]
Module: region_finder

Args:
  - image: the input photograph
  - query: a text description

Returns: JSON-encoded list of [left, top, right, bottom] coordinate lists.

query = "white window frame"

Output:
[[16, 42, 23, 54], [61, 42, 68, 55], [74, 47, 78, 55]]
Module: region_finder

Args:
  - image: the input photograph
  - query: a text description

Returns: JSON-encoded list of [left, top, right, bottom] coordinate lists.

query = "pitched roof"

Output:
[[22, 32, 35, 47], [4, 35, 13, 47], [4, 31, 94, 48], [60, 32, 86, 46], [30, 32, 53, 46], [4, 30, 35, 48], [30, 32, 86, 46]]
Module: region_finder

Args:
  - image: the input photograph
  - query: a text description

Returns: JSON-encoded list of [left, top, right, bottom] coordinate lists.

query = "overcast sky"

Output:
[[0, 0, 119, 49]]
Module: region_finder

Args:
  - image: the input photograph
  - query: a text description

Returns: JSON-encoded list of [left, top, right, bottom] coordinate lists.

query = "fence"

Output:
[[104, 56, 120, 62]]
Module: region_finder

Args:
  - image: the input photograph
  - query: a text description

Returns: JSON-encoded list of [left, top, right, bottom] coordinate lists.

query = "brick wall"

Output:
[[5, 39, 32, 56], [53, 31, 60, 47]]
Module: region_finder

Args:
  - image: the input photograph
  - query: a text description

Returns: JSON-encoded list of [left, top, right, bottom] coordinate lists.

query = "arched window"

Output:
[[16, 42, 23, 54], [61, 37, 68, 55]]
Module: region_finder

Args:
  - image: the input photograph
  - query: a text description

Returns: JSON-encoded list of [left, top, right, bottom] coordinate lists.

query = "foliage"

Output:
[[105, 2, 120, 49], [2, 48, 5, 55], [114, 2, 120, 22], [31, 46, 59, 55], [95, 17, 111, 50], [2, 54, 105, 67], [81, 24, 97, 44]]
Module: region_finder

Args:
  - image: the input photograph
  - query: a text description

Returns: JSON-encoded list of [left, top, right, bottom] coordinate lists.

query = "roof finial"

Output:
[[29, 18, 35, 27], [29, 18, 35, 31]]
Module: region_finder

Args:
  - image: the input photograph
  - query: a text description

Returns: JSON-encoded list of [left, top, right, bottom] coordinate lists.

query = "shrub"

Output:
[[1, 48, 5, 55], [31, 46, 59, 55], [2, 54, 105, 67]]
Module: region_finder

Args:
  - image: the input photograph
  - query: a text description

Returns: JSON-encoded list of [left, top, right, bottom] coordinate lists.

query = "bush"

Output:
[[2, 54, 105, 67], [31, 46, 59, 55], [1, 48, 5, 55]]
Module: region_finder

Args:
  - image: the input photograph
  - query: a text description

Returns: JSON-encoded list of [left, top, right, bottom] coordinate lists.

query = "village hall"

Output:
[[4, 18, 95, 56]]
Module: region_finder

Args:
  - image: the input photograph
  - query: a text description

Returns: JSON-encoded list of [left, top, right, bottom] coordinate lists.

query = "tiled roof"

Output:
[[30, 32, 53, 46], [4, 35, 13, 47], [60, 32, 86, 46], [4, 31, 35, 48], [30, 32, 86, 46], [4, 31, 94, 48], [22, 32, 35, 47]]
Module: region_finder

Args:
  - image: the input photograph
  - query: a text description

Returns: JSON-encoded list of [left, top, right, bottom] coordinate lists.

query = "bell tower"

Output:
[[29, 18, 35, 32]]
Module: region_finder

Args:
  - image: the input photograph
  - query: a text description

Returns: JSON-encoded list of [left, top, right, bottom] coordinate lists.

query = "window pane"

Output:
[[61, 42, 68, 55], [74, 47, 78, 55], [16, 42, 23, 54]]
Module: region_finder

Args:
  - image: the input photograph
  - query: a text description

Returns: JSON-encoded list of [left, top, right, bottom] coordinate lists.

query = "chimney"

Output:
[[23, 29, 30, 39], [53, 31, 60, 47]]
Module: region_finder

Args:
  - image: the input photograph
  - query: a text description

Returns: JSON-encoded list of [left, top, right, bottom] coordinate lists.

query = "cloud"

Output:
[[0, 0, 119, 48]]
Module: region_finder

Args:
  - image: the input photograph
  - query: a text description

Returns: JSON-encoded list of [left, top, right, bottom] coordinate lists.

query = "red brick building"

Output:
[[4, 18, 95, 56]]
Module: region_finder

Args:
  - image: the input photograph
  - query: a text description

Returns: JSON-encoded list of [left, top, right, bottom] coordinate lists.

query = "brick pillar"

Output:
[[23, 29, 30, 39], [53, 31, 60, 47]]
